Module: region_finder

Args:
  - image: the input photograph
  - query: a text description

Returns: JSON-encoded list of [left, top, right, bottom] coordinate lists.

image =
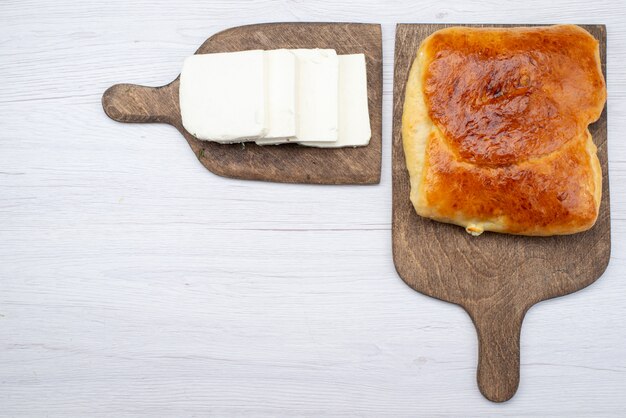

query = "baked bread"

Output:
[[402, 25, 606, 236]]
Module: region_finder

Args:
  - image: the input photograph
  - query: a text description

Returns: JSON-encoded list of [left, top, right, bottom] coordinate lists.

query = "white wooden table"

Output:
[[1, 0, 625, 416]]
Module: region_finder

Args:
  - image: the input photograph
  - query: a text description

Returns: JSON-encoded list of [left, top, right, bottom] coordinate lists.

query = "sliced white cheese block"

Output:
[[292, 49, 339, 143], [255, 50, 297, 146], [180, 50, 266, 143], [300, 54, 371, 148]]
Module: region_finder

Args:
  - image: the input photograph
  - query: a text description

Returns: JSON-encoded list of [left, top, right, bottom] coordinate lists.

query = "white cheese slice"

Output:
[[300, 54, 371, 148], [255, 50, 297, 146], [179, 50, 266, 143], [292, 49, 339, 143]]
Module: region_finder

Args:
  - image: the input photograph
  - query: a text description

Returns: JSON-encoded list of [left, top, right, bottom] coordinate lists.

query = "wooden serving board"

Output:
[[102, 23, 382, 184], [392, 24, 610, 402]]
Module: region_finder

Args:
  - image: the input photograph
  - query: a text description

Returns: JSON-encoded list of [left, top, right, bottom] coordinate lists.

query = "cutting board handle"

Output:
[[102, 82, 179, 125], [469, 303, 527, 402]]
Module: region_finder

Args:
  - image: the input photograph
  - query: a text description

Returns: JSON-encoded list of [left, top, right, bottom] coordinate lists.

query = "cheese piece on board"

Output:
[[180, 50, 266, 143], [300, 54, 371, 148], [256, 49, 297, 145], [292, 49, 339, 143]]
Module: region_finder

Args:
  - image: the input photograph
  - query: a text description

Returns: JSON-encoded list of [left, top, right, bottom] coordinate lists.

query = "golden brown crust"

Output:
[[402, 25, 606, 236]]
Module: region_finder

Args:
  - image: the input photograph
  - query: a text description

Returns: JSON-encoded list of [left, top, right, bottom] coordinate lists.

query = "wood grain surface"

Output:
[[102, 23, 382, 184], [2, 1, 626, 416], [392, 24, 610, 402]]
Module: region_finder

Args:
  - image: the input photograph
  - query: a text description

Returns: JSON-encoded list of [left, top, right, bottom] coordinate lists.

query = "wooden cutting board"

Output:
[[392, 24, 610, 402], [102, 23, 382, 185]]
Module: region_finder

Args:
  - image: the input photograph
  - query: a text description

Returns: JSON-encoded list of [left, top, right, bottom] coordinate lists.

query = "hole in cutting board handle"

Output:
[[102, 82, 179, 125]]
